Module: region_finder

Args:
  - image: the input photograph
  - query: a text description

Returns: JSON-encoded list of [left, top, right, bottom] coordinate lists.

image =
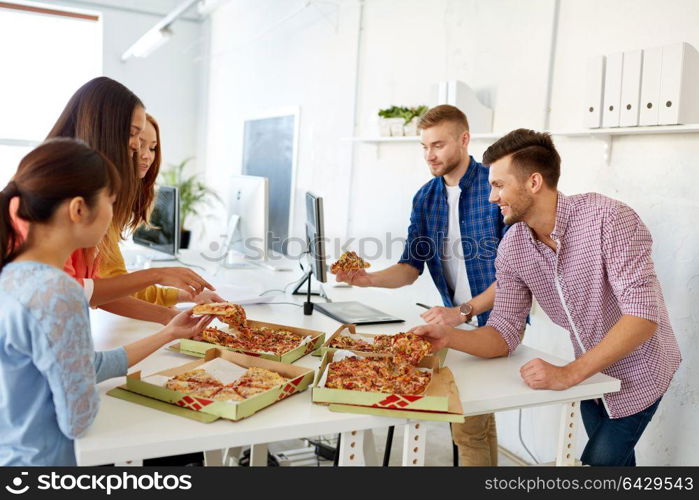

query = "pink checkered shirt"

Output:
[[487, 192, 681, 418]]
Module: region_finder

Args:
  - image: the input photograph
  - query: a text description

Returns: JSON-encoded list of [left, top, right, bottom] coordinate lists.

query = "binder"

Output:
[[658, 42, 699, 125], [602, 52, 624, 127], [445, 80, 493, 133], [639, 46, 663, 126], [620, 50, 643, 127], [584, 55, 605, 128]]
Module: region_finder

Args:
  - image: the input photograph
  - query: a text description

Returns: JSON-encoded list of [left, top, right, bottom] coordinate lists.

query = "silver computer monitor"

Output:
[[227, 174, 269, 259], [133, 185, 179, 257], [305, 192, 327, 283]]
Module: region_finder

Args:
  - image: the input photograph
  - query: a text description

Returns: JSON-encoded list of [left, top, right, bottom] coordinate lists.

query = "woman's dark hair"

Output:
[[47, 76, 144, 247], [0, 138, 120, 271], [133, 113, 162, 229]]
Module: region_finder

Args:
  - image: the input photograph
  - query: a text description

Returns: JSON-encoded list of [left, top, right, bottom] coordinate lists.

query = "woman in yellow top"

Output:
[[99, 114, 222, 307]]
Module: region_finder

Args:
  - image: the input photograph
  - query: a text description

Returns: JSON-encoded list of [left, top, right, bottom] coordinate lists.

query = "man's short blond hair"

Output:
[[417, 104, 469, 133]]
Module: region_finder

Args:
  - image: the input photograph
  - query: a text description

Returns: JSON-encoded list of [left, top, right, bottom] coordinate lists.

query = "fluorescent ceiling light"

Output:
[[121, 27, 172, 60], [120, 0, 199, 62]]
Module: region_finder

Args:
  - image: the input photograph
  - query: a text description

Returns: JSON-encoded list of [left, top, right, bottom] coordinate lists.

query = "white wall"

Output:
[[57, 1, 205, 176], [203, 0, 699, 465]]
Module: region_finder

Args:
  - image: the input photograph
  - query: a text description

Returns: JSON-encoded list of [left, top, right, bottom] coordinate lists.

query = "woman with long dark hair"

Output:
[[12, 77, 217, 324], [0, 139, 212, 465], [99, 113, 221, 305]]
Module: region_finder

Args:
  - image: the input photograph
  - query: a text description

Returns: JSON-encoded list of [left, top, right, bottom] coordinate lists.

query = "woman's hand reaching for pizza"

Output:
[[162, 308, 214, 341], [123, 309, 215, 367], [148, 267, 215, 297], [409, 324, 453, 352]]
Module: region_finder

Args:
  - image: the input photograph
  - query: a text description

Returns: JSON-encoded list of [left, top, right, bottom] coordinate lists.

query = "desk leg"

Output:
[[401, 420, 426, 466], [115, 460, 143, 466], [338, 430, 378, 466], [556, 401, 580, 466], [204, 449, 223, 466], [250, 443, 268, 467]]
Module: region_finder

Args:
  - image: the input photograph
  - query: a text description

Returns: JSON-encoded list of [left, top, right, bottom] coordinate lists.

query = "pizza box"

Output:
[[312, 350, 463, 422], [120, 348, 315, 422], [175, 320, 325, 363], [317, 323, 448, 366]]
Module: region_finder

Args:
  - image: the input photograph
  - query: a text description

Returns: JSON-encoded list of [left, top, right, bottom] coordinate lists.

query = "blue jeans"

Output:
[[580, 397, 661, 466]]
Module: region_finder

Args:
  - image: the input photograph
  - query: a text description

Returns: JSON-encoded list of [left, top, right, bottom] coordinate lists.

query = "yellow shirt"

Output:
[[98, 239, 179, 307]]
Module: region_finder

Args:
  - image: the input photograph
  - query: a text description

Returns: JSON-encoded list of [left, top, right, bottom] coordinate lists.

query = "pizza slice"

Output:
[[170, 368, 223, 386], [373, 332, 431, 365], [211, 385, 245, 401], [330, 251, 371, 274], [231, 366, 288, 398], [192, 302, 247, 327], [165, 379, 222, 398], [326, 335, 375, 352]]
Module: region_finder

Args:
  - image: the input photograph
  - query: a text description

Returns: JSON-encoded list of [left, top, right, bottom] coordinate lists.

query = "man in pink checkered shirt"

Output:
[[414, 128, 681, 466]]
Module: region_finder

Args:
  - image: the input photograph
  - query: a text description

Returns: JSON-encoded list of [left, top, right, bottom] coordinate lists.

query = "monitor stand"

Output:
[[292, 271, 328, 314]]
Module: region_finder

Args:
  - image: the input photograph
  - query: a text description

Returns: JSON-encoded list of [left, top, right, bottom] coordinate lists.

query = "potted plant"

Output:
[[378, 105, 405, 136], [159, 158, 221, 249], [401, 105, 428, 136], [377, 105, 428, 136]]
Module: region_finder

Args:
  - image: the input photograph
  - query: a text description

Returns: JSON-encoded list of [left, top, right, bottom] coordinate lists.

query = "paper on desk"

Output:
[[143, 357, 248, 388], [175, 283, 276, 310], [338, 328, 376, 344]]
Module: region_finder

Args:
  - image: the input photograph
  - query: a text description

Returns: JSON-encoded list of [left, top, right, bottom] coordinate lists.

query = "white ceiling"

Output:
[[55, 0, 202, 21]]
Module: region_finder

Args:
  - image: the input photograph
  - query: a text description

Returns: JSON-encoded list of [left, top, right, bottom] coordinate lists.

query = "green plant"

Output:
[[159, 157, 221, 230], [378, 105, 428, 124]]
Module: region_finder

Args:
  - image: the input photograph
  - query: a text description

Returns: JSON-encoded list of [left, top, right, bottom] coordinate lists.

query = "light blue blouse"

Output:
[[0, 261, 127, 466]]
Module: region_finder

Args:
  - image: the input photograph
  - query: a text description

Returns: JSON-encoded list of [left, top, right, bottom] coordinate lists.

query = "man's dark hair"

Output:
[[482, 128, 561, 188]]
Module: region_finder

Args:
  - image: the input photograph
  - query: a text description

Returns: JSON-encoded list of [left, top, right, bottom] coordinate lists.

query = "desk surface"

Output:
[[75, 255, 620, 465]]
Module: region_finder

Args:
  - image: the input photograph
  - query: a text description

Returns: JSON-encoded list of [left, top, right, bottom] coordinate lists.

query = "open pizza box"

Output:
[[316, 323, 448, 366], [114, 348, 315, 422], [170, 319, 326, 363], [312, 350, 465, 423]]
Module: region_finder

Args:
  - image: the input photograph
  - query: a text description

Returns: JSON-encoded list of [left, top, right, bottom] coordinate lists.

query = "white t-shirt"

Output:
[[442, 185, 472, 307]]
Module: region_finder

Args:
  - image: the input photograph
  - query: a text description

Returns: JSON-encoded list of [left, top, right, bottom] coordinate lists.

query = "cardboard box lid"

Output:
[[128, 348, 314, 382]]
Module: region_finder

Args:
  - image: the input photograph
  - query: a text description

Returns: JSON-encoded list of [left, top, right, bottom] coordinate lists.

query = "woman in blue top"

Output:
[[0, 139, 213, 466]]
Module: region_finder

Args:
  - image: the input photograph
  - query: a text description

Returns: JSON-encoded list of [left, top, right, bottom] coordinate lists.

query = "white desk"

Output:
[[76, 259, 620, 466]]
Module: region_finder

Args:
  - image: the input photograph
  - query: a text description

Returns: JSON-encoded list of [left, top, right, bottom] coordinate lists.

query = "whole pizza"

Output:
[[326, 357, 431, 395], [197, 326, 305, 356]]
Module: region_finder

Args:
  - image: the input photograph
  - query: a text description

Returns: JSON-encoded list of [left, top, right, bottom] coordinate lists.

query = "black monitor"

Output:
[[305, 192, 327, 283], [133, 185, 179, 257]]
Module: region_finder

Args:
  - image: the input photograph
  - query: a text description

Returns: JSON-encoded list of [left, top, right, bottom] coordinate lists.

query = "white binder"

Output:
[[445, 80, 493, 133], [658, 42, 699, 125], [584, 55, 605, 128], [620, 50, 643, 127], [639, 46, 663, 126], [602, 52, 624, 127]]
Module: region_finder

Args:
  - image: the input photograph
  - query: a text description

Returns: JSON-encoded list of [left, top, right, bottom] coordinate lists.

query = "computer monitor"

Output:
[[241, 109, 299, 257], [133, 185, 179, 257], [305, 192, 327, 283], [227, 175, 268, 259]]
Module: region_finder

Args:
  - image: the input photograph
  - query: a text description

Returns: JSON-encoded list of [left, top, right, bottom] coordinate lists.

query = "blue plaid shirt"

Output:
[[399, 156, 507, 326]]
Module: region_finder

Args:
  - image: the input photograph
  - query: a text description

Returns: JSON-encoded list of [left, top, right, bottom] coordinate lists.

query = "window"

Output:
[[0, 1, 102, 186]]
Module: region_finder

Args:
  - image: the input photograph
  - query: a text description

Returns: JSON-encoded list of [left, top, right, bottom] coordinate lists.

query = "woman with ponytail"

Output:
[[0, 139, 213, 466], [11, 77, 218, 325]]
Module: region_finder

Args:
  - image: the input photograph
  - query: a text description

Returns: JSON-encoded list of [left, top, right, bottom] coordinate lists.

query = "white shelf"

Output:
[[344, 123, 699, 143]]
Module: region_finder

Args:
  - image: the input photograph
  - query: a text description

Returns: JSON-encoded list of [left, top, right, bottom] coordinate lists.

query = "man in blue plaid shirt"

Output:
[[335, 105, 507, 466]]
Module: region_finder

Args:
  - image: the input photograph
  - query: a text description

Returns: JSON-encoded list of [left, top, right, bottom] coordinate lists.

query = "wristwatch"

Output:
[[458, 302, 474, 324]]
